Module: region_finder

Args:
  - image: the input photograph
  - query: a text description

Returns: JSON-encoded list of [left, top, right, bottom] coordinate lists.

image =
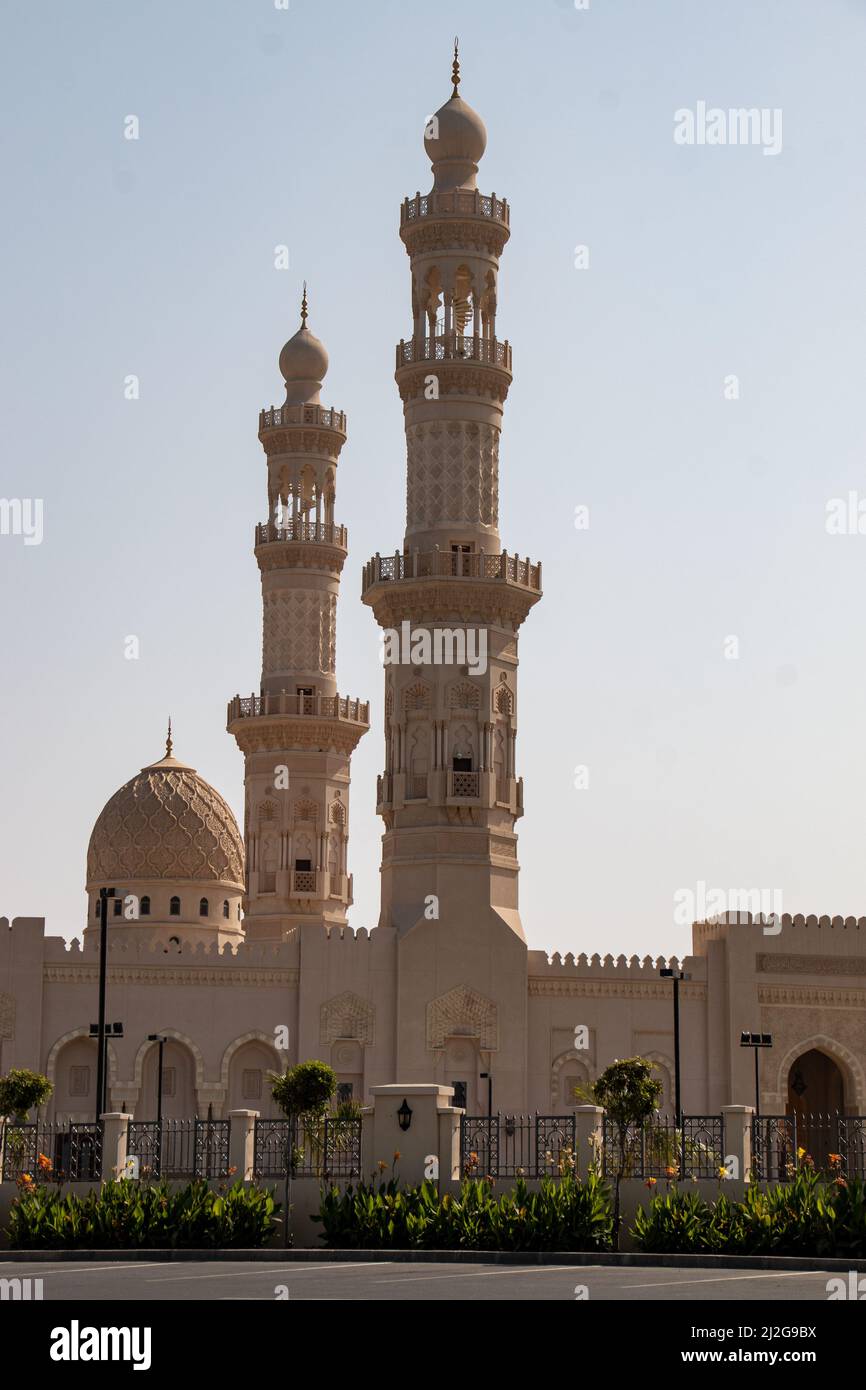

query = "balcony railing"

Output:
[[255, 519, 347, 548], [401, 190, 509, 227], [397, 335, 511, 371], [449, 770, 479, 799], [259, 403, 346, 432], [362, 548, 541, 594], [228, 692, 369, 724]]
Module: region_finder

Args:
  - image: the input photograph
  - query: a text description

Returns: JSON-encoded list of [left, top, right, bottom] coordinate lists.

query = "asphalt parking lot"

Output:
[[0, 1259, 842, 1301]]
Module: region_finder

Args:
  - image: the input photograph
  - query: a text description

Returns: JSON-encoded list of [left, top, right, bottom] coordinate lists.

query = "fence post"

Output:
[[722, 1105, 755, 1183], [101, 1112, 129, 1180], [368, 1084, 456, 1186], [574, 1105, 604, 1179], [229, 1110, 258, 1182]]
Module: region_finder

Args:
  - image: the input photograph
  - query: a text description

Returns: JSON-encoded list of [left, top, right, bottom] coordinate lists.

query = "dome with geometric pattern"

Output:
[[86, 744, 244, 891]]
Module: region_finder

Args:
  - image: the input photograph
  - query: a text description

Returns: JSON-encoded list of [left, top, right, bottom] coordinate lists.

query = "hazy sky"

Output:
[[2, 0, 866, 960]]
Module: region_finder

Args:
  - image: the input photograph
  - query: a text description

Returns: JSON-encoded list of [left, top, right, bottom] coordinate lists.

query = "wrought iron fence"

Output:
[[0, 1120, 103, 1182], [460, 1115, 578, 1179], [253, 1115, 362, 1180], [601, 1115, 724, 1180], [751, 1116, 796, 1181], [124, 1118, 230, 1179], [751, 1113, 866, 1180]]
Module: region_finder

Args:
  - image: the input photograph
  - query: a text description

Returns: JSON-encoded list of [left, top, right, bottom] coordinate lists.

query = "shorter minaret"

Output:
[[227, 290, 369, 940]]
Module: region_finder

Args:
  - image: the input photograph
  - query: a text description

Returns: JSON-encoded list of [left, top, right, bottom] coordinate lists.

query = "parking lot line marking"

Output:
[[145, 1261, 396, 1282], [370, 1265, 577, 1284], [625, 1271, 828, 1289]]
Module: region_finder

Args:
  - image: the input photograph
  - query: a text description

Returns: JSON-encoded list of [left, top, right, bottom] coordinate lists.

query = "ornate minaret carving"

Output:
[[228, 292, 369, 940], [362, 56, 541, 939]]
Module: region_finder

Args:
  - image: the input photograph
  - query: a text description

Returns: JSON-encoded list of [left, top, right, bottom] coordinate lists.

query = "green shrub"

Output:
[[0, 1069, 52, 1120], [315, 1171, 612, 1251], [632, 1170, 866, 1258], [6, 1179, 280, 1250]]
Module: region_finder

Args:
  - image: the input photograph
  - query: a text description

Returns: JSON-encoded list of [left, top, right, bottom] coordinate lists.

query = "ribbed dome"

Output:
[[86, 753, 244, 890]]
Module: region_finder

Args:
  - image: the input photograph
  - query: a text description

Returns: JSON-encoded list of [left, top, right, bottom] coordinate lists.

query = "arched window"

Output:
[[95, 898, 100, 917], [199, 897, 208, 917], [170, 896, 180, 916], [237, 903, 241, 920], [222, 900, 229, 919], [140, 896, 150, 916]]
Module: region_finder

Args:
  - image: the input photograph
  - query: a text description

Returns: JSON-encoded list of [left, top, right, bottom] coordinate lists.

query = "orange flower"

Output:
[[37, 1152, 52, 1172], [645, 1177, 657, 1188], [828, 1153, 843, 1168]]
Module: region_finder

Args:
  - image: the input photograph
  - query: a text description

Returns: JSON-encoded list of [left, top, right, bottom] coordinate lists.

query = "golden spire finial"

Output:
[[300, 281, 308, 328], [451, 36, 460, 98], [165, 716, 173, 759]]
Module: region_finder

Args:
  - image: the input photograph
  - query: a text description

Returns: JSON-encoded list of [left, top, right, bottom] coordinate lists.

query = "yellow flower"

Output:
[[645, 1177, 657, 1188]]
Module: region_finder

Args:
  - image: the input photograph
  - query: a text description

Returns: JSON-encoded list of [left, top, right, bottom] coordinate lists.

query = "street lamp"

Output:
[[479, 1072, 493, 1119], [147, 1035, 168, 1128], [94, 888, 115, 1124], [90, 1015, 123, 1123], [659, 968, 688, 1125], [740, 1031, 773, 1116], [147, 1034, 168, 1177]]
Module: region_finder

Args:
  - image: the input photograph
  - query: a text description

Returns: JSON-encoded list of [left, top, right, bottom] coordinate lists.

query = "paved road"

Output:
[[0, 1259, 842, 1301]]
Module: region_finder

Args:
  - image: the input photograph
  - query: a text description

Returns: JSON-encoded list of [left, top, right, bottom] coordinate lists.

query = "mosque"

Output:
[[2, 58, 865, 1128]]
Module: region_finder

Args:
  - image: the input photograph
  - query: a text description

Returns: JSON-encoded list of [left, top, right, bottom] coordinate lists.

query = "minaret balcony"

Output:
[[255, 519, 347, 550], [396, 335, 511, 372], [377, 769, 524, 819], [227, 691, 369, 725], [362, 547, 541, 596], [400, 190, 510, 229], [259, 403, 346, 434]]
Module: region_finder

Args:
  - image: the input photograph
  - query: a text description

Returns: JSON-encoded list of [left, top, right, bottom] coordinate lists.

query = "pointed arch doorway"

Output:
[[787, 1048, 845, 1166]]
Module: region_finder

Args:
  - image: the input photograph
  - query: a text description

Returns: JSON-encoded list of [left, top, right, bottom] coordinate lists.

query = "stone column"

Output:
[[722, 1104, 755, 1183], [101, 1112, 129, 1181], [229, 1109, 259, 1182], [574, 1105, 604, 1180]]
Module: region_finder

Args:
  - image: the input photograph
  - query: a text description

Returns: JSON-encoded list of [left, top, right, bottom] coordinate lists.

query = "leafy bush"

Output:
[[315, 1172, 612, 1251], [270, 1061, 336, 1121], [6, 1179, 279, 1250], [632, 1169, 866, 1258], [0, 1069, 52, 1119]]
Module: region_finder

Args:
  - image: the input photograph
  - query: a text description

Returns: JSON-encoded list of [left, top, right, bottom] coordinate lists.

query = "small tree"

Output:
[[270, 1060, 337, 1123], [0, 1069, 53, 1121], [592, 1057, 662, 1250], [269, 1061, 338, 1248]]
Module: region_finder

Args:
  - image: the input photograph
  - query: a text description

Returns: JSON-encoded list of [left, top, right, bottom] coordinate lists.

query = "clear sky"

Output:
[[2, 0, 866, 960]]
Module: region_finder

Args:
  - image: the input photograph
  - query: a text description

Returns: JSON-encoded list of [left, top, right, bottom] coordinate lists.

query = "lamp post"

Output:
[[90, 1019, 123, 1124], [659, 968, 687, 1125], [147, 1034, 168, 1176], [479, 1072, 493, 1119], [94, 888, 115, 1124], [740, 1031, 773, 1117]]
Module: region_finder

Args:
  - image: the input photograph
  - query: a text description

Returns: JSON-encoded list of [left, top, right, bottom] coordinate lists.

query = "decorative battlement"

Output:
[[401, 190, 509, 227], [396, 336, 511, 371], [529, 950, 691, 977], [259, 403, 346, 434]]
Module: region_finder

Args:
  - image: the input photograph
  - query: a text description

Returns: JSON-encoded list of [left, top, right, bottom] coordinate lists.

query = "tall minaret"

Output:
[[362, 49, 541, 943], [228, 290, 369, 940]]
